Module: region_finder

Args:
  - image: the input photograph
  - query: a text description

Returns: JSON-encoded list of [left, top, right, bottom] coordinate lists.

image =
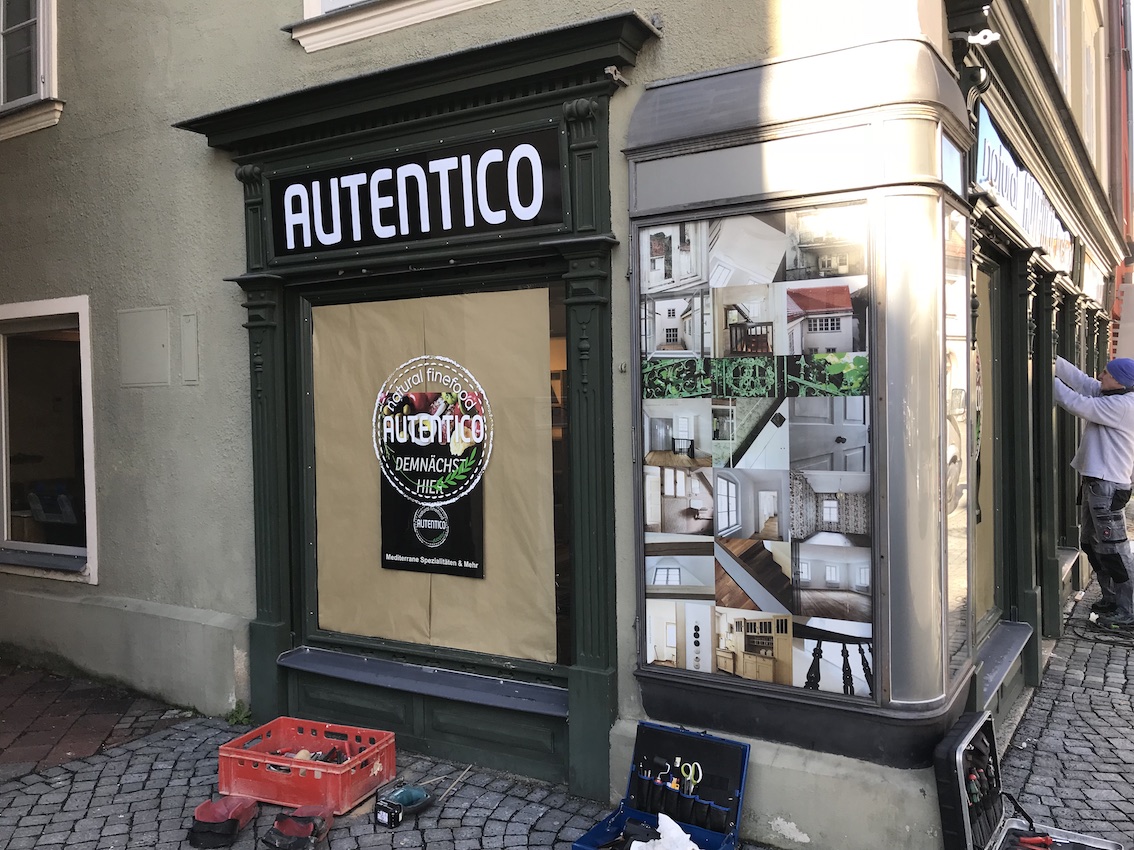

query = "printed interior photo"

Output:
[[641, 293, 712, 359], [640, 221, 709, 294], [644, 597, 717, 673], [712, 397, 789, 469], [714, 469, 792, 613], [788, 396, 870, 472], [791, 616, 873, 697], [713, 606, 793, 686], [708, 215, 790, 357], [789, 469, 872, 622], [642, 399, 713, 536]]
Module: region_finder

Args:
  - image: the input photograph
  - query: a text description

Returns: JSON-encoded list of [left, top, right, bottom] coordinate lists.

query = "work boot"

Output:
[[1091, 599, 1118, 614], [1096, 612, 1134, 630]]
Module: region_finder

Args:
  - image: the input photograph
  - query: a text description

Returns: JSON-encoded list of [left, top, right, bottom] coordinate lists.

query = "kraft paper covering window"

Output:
[[312, 288, 557, 662]]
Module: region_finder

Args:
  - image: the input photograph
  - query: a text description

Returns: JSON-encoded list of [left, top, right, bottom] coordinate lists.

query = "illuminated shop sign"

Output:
[[975, 105, 1073, 272], [270, 128, 563, 258]]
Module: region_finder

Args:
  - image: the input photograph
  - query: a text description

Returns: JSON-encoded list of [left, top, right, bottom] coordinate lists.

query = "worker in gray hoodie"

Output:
[[1054, 356, 1134, 629]]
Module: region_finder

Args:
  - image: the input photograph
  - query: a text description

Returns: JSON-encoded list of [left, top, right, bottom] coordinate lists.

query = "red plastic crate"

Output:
[[218, 717, 396, 814]]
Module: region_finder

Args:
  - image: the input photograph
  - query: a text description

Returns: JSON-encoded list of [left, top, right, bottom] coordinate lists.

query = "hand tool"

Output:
[[678, 759, 703, 794]]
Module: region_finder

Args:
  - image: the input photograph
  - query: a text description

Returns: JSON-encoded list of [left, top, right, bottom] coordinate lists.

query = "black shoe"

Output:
[[1097, 612, 1134, 630], [1091, 600, 1118, 614]]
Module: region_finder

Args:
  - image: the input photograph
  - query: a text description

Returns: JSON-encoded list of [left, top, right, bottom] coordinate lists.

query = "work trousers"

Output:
[[1080, 477, 1134, 616]]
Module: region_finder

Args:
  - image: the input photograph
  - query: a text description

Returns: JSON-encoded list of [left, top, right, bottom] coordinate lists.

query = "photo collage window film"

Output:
[[639, 205, 874, 698]]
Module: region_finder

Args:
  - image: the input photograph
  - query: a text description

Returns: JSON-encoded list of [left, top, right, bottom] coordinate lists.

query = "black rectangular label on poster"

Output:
[[380, 479, 485, 578]]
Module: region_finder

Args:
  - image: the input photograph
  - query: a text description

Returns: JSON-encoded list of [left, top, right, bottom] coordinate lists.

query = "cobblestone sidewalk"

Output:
[[0, 718, 776, 850], [999, 585, 1134, 848]]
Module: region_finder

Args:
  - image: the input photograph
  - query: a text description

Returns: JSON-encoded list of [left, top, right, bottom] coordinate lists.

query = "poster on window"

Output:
[[373, 355, 491, 578], [639, 204, 875, 698]]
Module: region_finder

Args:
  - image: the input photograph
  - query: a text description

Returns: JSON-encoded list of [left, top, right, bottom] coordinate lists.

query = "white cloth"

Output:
[[1053, 356, 1134, 486], [629, 814, 700, 850]]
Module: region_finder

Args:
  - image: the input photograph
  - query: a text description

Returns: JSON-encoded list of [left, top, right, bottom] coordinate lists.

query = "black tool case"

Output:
[[934, 711, 1123, 850], [573, 721, 750, 850]]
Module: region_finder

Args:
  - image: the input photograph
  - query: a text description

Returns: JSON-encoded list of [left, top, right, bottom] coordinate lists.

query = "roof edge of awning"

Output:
[[626, 38, 967, 154]]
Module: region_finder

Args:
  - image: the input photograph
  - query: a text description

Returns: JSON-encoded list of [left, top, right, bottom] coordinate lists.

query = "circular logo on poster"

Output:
[[412, 505, 450, 548], [372, 356, 493, 506]]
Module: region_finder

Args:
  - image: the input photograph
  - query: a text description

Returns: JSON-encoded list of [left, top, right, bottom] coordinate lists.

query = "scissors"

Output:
[[678, 759, 703, 793]]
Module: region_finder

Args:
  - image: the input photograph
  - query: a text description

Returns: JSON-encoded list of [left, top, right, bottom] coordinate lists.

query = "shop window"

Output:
[[638, 202, 875, 698], [0, 0, 61, 141], [290, 0, 505, 53], [311, 284, 574, 664], [944, 206, 971, 679], [0, 296, 96, 579]]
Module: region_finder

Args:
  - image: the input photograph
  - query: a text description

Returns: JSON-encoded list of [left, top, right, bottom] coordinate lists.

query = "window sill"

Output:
[[0, 99, 64, 142], [285, 0, 503, 53], [0, 545, 87, 575]]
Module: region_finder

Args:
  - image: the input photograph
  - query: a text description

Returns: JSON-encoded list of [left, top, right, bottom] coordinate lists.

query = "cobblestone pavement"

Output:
[[0, 661, 190, 782], [999, 584, 1134, 848], [0, 717, 776, 850]]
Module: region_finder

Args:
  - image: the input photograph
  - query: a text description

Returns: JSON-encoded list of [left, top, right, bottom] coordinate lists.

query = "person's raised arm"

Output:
[[1055, 356, 1101, 396]]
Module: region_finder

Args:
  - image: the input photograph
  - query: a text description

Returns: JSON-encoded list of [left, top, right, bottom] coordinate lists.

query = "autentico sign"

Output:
[[975, 105, 1073, 273], [269, 127, 563, 258]]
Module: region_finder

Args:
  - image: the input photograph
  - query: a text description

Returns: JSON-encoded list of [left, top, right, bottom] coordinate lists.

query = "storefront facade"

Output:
[[180, 5, 1124, 848], [179, 14, 660, 799], [1, 1, 1125, 849]]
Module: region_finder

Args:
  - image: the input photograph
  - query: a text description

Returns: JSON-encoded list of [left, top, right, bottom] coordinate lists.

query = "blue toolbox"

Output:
[[935, 711, 1123, 850], [573, 721, 750, 850]]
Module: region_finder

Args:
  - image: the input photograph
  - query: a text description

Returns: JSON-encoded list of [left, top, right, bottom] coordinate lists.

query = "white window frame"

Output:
[[290, 0, 505, 53], [1083, 33, 1097, 162], [1051, 0, 1070, 96], [0, 0, 61, 142], [822, 498, 839, 523], [807, 317, 841, 333], [717, 476, 739, 534], [0, 295, 97, 583]]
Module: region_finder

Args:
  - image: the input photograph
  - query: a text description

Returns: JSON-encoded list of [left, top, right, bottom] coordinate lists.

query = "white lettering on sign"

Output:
[[282, 143, 545, 251]]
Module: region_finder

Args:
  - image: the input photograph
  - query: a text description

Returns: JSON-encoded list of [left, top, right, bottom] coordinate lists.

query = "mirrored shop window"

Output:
[[944, 207, 972, 679], [638, 203, 875, 699]]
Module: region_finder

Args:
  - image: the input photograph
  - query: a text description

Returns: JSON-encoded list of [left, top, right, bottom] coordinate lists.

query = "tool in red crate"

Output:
[[1005, 832, 1056, 847]]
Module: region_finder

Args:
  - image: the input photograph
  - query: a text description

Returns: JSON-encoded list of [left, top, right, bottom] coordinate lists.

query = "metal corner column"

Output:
[[1033, 274, 1062, 637], [1003, 249, 1042, 684], [558, 94, 617, 800], [231, 164, 292, 722]]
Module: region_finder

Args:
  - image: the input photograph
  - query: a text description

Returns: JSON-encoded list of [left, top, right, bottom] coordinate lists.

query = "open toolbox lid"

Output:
[[934, 711, 1123, 850], [572, 721, 751, 850]]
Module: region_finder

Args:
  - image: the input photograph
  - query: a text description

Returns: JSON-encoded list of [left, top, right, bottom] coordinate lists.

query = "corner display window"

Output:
[[638, 204, 874, 698]]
